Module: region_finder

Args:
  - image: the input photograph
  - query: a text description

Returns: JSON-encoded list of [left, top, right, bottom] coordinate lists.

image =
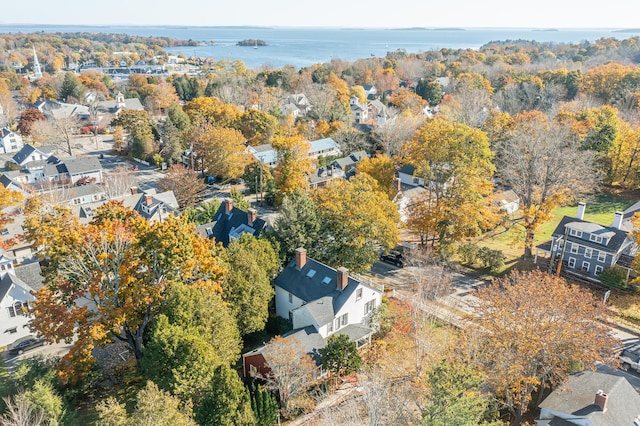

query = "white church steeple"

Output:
[[32, 45, 42, 79]]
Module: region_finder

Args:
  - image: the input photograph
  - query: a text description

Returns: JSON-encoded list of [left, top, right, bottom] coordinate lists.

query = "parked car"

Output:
[[9, 337, 45, 356], [380, 250, 405, 267]]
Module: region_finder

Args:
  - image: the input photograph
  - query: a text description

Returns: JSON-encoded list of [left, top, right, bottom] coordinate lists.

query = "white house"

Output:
[[0, 253, 44, 348], [243, 247, 382, 377], [274, 248, 382, 343], [0, 128, 24, 154], [247, 138, 342, 168]]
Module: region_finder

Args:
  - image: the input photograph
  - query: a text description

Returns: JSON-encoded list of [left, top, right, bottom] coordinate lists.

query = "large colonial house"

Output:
[[535, 203, 637, 282], [243, 248, 383, 378]]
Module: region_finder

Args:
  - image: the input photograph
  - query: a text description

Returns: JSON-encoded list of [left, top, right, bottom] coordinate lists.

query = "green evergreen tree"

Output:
[[249, 383, 279, 426], [195, 365, 255, 426]]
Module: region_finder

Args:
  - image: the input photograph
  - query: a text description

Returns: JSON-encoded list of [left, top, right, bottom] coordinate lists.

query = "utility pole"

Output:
[[259, 159, 264, 206], [556, 224, 570, 276]]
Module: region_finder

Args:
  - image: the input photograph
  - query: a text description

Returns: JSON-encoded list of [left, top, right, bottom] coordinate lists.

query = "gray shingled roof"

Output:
[[275, 257, 364, 317], [63, 157, 102, 175], [14, 261, 44, 292], [294, 296, 335, 327], [552, 216, 632, 253], [538, 370, 640, 425]]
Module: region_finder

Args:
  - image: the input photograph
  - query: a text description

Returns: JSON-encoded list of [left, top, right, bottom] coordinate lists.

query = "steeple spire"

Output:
[[32, 45, 42, 79]]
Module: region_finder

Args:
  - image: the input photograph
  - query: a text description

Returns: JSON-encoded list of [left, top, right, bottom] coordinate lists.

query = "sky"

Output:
[[2, 0, 638, 29]]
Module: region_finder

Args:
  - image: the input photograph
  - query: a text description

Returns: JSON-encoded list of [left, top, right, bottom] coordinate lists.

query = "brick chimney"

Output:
[[130, 186, 138, 195], [612, 211, 623, 229], [394, 177, 402, 192], [247, 208, 258, 227], [337, 267, 349, 290], [594, 389, 608, 412], [145, 194, 153, 206], [576, 202, 586, 220], [224, 198, 233, 214], [295, 248, 307, 269]]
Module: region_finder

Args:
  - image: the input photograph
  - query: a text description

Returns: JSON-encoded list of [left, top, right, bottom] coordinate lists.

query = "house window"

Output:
[[581, 261, 590, 272], [6, 327, 17, 334], [341, 313, 348, 326], [288, 293, 293, 304], [590, 234, 602, 243], [8, 305, 16, 317], [595, 265, 604, 275], [598, 252, 606, 262], [568, 257, 576, 268], [584, 248, 592, 258], [569, 229, 582, 238], [570, 243, 579, 254], [356, 288, 362, 301], [365, 299, 376, 314], [335, 318, 340, 330], [327, 321, 333, 334]]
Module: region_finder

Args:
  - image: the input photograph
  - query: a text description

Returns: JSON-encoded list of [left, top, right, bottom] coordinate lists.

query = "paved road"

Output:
[[2, 340, 74, 373]]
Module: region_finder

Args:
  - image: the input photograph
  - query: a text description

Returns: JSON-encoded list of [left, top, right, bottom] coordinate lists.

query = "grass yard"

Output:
[[469, 189, 638, 275]]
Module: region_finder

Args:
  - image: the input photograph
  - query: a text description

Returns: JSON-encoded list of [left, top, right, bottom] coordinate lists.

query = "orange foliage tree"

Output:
[[463, 270, 620, 425], [24, 199, 225, 383]]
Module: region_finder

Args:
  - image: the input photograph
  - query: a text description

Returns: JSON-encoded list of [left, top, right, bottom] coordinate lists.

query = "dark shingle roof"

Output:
[[63, 157, 102, 175], [209, 204, 266, 247], [398, 164, 416, 176], [552, 216, 631, 253], [275, 257, 360, 316]]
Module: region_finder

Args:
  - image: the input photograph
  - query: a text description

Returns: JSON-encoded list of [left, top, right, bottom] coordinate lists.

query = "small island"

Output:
[[237, 39, 267, 46]]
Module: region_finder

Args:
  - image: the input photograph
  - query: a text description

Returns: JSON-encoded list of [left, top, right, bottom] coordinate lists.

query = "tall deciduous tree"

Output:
[[404, 117, 497, 245], [16, 107, 45, 136], [313, 174, 399, 272], [157, 164, 205, 208], [608, 120, 640, 188], [464, 270, 619, 425], [25, 201, 225, 382], [260, 336, 317, 417], [495, 112, 599, 258], [96, 381, 197, 426], [356, 154, 398, 199], [271, 134, 312, 204]]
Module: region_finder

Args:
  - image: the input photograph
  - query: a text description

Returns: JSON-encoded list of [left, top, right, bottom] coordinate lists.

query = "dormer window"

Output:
[[590, 234, 602, 244], [569, 228, 582, 238]]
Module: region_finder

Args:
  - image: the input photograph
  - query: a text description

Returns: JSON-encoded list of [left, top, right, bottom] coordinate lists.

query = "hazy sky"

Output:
[[2, 0, 637, 28]]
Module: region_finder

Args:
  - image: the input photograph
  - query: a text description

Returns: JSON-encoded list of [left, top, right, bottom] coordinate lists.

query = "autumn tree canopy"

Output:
[[495, 112, 599, 258], [463, 270, 620, 425], [403, 117, 497, 245], [24, 200, 225, 383]]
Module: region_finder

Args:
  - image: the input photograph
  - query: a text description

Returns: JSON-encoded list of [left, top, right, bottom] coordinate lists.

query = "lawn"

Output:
[[472, 191, 637, 273]]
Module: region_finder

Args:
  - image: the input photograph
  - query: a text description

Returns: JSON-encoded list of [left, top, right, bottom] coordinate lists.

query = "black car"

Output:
[[380, 250, 404, 267], [9, 337, 45, 356]]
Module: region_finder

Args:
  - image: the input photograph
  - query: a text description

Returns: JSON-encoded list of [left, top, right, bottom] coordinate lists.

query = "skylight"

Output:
[[306, 269, 317, 278], [322, 276, 332, 285]]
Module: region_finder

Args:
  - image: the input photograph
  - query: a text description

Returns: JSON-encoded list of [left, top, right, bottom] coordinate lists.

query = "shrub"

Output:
[[599, 266, 628, 289]]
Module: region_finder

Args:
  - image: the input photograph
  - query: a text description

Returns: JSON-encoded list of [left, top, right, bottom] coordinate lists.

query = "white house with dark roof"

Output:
[[12, 144, 58, 168], [536, 370, 640, 425], [0, 252, 44, 347], [243, 247, 382, 377], [0, 128, 24, 154]]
